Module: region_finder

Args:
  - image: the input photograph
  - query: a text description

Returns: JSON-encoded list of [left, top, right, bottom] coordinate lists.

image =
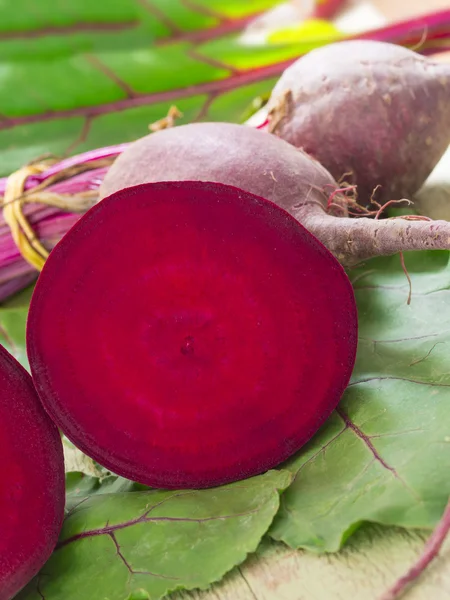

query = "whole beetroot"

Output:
[[266, 40, 450, 206], [100, 122, 450, 266]]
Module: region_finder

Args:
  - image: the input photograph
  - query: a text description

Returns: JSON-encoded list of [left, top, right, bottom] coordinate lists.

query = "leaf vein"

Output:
[[65, 495, 90, 519], [336, 407, 421, 502], [186, 47, 240, 75], [85, 55, 138, 98], [348, 376, 450, 388], [359, 332, 442, 344], [193, 92, 218, 122], [57, 496, 265, 549], [0, 21, 139, 41], [180, 0, 226, 21], [136, 0, 183, 35], [0, 60, 293, 130], [109, 531, 181, 581], [292, 423, 348, 483], [63, 116, 93, 158], [0, 322, 17, 354]]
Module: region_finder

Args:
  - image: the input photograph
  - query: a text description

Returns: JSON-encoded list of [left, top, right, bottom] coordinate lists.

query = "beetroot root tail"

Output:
[[379, 496, 450, 600], [303, 213, 450, 266]]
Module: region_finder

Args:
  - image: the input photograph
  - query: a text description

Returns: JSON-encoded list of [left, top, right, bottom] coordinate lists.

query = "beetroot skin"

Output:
[[0, 345, 64, 600], [266, 40, 450, 205], [27, 181, 357, 489], [100, 122, 450, 265]]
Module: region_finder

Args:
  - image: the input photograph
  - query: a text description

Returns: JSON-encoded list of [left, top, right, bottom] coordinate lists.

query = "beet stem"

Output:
[[380, 496, 450, 600], [303, 213, 450, 266]]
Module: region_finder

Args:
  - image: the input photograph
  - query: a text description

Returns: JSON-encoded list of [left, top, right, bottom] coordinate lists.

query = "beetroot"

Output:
[[0, 345, 64, 600], [27, 180, 357, 489], [266, 40, 450, 206], [99, 122, 450, 266]]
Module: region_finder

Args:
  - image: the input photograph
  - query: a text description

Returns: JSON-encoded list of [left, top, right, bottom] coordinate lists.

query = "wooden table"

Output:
[[176, 531, 450, 600]]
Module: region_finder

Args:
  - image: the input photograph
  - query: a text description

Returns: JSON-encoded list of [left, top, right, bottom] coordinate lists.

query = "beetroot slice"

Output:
[[27, 181, 357, 489], [0, 345, 64, 600]]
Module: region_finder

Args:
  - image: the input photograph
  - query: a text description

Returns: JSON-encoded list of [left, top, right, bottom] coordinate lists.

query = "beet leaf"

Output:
[[0, 3, 449, 175], [271, 250, 450, 551], [0, 301, 29, 368], [17, 470, 291, 600]]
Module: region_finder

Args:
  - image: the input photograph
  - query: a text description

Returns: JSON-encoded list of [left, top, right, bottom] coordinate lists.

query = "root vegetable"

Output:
[[0, 345, 64, 600], [26, 180, 357, 489], [266, 40, 450, 206], [100, 122, 450, 266]]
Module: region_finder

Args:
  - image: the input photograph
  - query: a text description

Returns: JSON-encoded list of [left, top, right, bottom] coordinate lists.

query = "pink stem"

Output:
[[0, 143, 128, 195], [355, 9, 450, 46], [380, 497, 450, 600], [312, 0, 347, 20]]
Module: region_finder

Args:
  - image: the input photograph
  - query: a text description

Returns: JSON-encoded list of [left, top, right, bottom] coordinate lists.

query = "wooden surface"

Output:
[[176, 530, 450, 600]]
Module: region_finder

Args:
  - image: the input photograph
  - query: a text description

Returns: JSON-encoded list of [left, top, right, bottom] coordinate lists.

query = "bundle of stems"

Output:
[[0, 145, 128, 302]]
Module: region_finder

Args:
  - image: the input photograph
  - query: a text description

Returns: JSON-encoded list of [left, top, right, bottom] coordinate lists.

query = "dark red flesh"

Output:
[[0, 346, 65, 600], [27, 181, 357, 489]]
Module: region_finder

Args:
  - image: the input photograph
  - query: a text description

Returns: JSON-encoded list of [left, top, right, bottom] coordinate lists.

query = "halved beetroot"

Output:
[[0, 345, 64, 600], [27, 181, 357, 489]]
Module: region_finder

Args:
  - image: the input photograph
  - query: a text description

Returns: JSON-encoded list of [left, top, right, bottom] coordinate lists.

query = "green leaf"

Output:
[[0, 284, 35, 367], [18, 469, 291, 600], [0, 303, 28, 368], [270, 250, 450, 552], [0, 0, 349, 177], [1, 3, 448, 177], [65, 472, 149, 509]]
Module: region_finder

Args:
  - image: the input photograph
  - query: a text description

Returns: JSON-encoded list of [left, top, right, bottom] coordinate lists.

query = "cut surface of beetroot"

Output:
[[27, 181, 357, 489], [0, 345, 65, 600]]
